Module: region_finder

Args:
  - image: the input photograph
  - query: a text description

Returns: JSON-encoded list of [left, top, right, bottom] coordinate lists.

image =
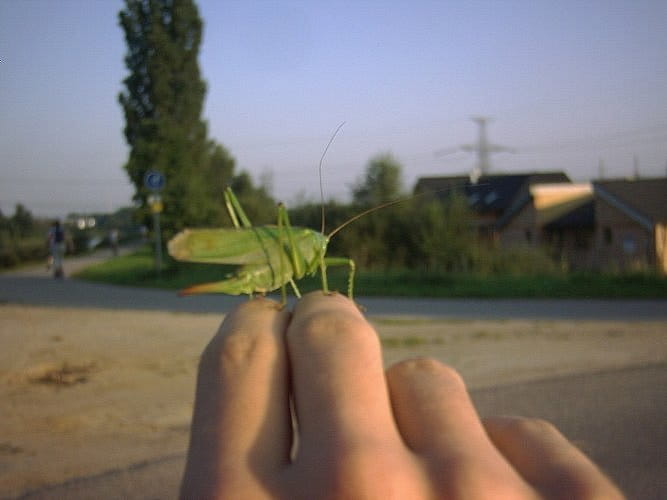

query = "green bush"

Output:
[[0, 235, 48, 269], [473, 245, 561, 276]]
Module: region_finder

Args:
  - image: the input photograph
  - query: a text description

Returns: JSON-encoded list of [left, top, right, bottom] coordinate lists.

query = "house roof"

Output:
[[414, 172, 571, 216], [593, 178, 667, 229]]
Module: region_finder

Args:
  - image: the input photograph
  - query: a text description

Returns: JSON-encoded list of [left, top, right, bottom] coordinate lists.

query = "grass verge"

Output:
[[75, 246, 667, 298]]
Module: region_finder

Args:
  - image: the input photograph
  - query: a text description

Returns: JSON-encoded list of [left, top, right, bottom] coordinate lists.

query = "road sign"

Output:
[[148, 194, 163, 214], [144, 171, 166, 191]]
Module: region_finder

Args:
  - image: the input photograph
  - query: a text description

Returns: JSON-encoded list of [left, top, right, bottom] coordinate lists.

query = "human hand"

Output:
[[180, 292, 624, 499]]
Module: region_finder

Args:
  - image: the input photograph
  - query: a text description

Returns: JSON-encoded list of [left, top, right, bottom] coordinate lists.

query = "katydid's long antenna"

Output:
[[327, 197, 409, 240], [327, 183, 491, 240], [320, 122, 346, 234]]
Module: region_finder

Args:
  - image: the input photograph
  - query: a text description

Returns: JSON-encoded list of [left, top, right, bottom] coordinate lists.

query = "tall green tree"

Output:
[[119, 0, 218, 236], [351, 153, 404, 207], [10, 204, 34, 238], [344, 154, 407, 268]]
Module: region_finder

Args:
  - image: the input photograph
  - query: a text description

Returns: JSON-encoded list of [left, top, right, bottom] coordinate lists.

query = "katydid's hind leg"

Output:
[[224, 190, 241, 229], [276, 203, 290, 305], [224, 189, 256, 301], [277, 204, 306, 279], [323, 257, 356, 299], [277, 203, 307, 301], [224, 188, 253, 229]]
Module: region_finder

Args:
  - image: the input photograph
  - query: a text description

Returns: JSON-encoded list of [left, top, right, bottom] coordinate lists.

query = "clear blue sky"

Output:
[[1, 0, 666, 217]]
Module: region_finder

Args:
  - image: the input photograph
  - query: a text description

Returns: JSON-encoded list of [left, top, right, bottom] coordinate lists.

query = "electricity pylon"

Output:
[[434, 117, 515, 181], [461, 117, 514, 179]]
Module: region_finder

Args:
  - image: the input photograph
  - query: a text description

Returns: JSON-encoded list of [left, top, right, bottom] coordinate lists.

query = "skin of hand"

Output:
[[180, 292, 624, 499]]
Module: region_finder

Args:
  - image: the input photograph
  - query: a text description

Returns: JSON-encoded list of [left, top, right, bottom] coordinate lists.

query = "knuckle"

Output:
[[201, 327, 273, 372], [290, 311, 377, 350], [388, 357, 466, 388], [502, 416, 559, 438], [219, 330, 265, 367], [200, 298, 285, 370]]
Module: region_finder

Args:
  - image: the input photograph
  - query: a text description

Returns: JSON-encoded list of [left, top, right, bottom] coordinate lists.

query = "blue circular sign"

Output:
[[144, 171, 166, 191]]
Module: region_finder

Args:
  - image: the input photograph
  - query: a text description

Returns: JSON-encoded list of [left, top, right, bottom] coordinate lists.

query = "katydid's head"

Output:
[[310, 229, 329, 255], [321, 233, 329, 254]]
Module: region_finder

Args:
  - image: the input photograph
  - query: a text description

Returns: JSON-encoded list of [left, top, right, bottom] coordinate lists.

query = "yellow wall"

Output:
[[656, 223, 667, 275]]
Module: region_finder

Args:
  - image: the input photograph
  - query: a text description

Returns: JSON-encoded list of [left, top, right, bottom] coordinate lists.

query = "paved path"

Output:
[[2, 251, 667, 319], [13, 363, 667, 500]]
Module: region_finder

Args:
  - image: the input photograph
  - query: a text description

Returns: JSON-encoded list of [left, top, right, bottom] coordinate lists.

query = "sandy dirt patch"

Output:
[[1, 304, 665, 497]]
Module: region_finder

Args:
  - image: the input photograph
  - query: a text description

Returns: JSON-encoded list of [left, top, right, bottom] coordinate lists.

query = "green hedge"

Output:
[[0, 235, 47, 268]]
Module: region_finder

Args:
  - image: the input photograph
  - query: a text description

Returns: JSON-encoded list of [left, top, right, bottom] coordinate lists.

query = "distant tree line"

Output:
[[0, 204, 50, 267]]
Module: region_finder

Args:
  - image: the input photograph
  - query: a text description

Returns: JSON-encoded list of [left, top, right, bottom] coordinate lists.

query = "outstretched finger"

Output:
[[181, 297, 292, 498], [483, 416, 625, 499], [286, 292, 403, 459], [387, 359, 534, 498]]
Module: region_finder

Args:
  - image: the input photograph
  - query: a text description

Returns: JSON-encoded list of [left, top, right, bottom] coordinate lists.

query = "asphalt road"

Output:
[[2, 272, 667, 320], [12, 363, 666, 500]]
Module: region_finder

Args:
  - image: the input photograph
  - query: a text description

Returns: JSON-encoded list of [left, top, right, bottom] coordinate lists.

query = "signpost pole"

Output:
[[144, 171, 166, 276], [153, 209, 162, 275]]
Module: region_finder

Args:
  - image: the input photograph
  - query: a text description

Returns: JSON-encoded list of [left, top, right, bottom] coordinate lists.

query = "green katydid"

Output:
[[168, 123, 360, 303], [167, 186, 356, 302]]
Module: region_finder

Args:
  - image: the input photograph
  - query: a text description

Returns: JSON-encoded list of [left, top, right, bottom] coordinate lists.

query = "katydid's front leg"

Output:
[[321, 257, 356, 299]]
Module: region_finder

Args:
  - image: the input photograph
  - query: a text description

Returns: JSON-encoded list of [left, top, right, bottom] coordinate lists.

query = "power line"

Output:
[[517, 124, 667, 153]]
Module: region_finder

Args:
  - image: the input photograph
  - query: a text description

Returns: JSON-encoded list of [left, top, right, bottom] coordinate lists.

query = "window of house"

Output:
[[603, 227, 613, 245], [623, 236, 637, 255], [575, 230, 591, 249]]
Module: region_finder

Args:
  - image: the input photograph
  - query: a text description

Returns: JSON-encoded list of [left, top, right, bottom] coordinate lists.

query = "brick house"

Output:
[[414, 172, 571, 241], [592, 178, 667, 274], [496, 183, 595, 270], [414, 173, 667, 274], [491, 178, 667, 273]]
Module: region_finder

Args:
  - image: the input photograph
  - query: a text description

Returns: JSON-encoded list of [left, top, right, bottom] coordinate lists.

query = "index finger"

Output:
[[181, 297, 292, 498]]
